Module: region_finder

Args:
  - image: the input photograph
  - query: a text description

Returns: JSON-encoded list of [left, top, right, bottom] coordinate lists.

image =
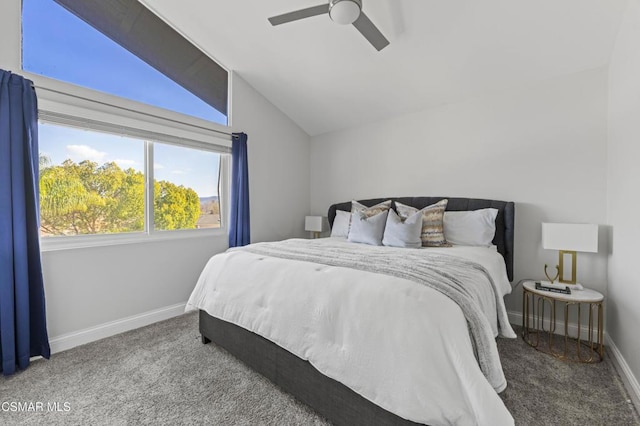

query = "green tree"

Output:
[[154, 180, 200, 230], [40, 160, 144, 235], [39, 159, 201, 235], [39, 154, 51, 170], [40, 162, 90, 235]]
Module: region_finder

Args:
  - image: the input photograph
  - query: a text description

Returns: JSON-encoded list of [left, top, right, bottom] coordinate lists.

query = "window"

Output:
[[153, 144, 221, 231], [39, 123, 145, 237], [39, 122, 224, 239], [16, 0, 232, 248], [22, 0, 228, 125]]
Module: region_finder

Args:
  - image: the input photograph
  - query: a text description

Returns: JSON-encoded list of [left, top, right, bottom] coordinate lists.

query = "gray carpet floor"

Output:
[[1, 312, 638, 426]]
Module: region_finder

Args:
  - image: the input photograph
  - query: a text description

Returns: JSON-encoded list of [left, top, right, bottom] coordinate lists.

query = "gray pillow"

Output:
[[348, 210, 388, 246], [382, 209, 423, 249]]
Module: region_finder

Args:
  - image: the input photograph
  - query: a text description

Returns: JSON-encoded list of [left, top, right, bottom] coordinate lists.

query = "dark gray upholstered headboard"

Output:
[[328, 197, 515, 282]]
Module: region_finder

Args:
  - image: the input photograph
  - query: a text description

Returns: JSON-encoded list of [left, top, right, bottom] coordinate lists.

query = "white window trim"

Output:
[[37, 103, 232, 252], [40, 225, 226, 252], [40, 145, 230, 252], [39, 130, 231, 251], [33, 72, 233, 146]]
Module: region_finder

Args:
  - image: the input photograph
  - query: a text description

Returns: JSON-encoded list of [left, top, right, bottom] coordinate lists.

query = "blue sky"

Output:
[[22, 0, 226, 124], [24, 0, 224, 197], [39, 124, 221, 197]]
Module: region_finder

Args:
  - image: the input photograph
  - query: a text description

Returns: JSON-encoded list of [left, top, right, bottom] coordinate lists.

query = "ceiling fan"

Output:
[[268, 0, 390, 51]]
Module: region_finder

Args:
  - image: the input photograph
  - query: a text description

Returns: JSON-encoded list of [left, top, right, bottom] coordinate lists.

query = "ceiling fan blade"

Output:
[[352, 12, 389, 51], [268, 4, 329, 26]]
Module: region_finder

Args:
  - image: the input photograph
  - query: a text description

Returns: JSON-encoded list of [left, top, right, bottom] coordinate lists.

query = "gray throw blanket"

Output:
[[235, 238, 508, 392]]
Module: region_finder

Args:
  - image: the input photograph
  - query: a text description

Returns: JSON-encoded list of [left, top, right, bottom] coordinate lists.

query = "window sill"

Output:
[[40, 228, 227, 252]]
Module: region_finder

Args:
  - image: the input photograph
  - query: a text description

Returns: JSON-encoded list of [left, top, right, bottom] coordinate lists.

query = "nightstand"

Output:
[[521, 280, 604, 363]]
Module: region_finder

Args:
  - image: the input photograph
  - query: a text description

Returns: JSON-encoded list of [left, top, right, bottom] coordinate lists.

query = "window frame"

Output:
[[36, 79, 232, 252], [3, 0, 234, 251]]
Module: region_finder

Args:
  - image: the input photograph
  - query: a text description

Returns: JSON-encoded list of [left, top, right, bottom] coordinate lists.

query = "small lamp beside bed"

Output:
[[542, 222, 599, 285], [305, 215, 328, 238]]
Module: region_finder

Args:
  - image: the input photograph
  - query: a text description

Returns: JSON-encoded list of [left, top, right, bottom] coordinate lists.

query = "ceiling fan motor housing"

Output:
[[329, 0, 362, 25]]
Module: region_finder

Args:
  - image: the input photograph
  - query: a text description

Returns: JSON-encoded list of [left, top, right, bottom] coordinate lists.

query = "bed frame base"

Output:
[[199, 310, 422, 426]]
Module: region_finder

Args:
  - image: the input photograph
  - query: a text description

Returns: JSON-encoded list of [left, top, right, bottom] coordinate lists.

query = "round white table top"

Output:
[[523, 280, 604, 303]]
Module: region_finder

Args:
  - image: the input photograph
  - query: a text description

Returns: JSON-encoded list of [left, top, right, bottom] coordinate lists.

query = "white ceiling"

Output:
[[141, 0, 628, 136]]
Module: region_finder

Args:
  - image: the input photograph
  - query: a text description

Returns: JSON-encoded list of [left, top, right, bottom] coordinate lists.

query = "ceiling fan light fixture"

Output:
[[329, 0, 362, 25]]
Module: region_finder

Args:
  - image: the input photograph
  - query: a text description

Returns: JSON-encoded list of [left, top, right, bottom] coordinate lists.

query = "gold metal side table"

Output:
[[522, 280, 604, 363]]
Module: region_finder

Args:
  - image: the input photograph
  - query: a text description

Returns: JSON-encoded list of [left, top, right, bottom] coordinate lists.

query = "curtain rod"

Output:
[[34, 84, 237, 140]]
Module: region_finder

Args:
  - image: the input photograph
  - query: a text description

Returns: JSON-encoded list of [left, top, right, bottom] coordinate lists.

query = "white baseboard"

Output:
[[605, 334, 640, 413], [508, 310, 640, 413], [48, 302, 187, 354]]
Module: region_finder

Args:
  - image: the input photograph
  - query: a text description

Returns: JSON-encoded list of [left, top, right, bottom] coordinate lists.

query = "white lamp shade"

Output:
[[542, 223, 598, 253], [305, 216, 328, 233], [329, 0, 361, 25]]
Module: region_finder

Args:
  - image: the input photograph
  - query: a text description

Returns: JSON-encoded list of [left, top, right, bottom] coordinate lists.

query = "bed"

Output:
[[187, 197, 516, 425]]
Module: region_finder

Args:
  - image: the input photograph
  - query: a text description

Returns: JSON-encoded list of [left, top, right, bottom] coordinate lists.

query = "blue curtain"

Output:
[[228, 132, 250, 247], [0, 70, 50, 376]]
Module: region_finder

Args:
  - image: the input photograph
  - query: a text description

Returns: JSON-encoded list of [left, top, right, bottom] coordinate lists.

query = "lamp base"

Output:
[[558, 250, 577, 284]]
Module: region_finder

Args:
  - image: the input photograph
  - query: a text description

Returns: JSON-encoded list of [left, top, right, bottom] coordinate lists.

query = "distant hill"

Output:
[[199, 196, 219, 204]]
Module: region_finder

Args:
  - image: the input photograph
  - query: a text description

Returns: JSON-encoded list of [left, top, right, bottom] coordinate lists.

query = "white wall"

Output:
[[231, 73, 311, 243], [41, 237, 228, 340], [0, 1, 19, 71], [310, 67, 609, 313], [607, 0, 640, 402]]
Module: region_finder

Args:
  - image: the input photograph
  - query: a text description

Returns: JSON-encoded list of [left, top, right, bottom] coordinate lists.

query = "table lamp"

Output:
[[542, 223, 598, 284], [305, 216, 328, 239]]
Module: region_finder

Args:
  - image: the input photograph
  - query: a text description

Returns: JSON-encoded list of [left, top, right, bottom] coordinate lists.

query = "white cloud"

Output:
[[171, 169, 188, 175], [114, 159, 139, 168], [154, 163, 165, 169], [66, 145, 107, 163]]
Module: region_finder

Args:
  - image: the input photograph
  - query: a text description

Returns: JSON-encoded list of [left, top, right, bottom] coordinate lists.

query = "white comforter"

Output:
[[186, 238, 516, 426]]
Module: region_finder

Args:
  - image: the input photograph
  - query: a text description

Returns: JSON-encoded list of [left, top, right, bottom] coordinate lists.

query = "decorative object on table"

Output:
[[541, 223, 598, 284], [305, 216, 328, 238], [543, 264, 560, 284], [534, 281, 571, 294]]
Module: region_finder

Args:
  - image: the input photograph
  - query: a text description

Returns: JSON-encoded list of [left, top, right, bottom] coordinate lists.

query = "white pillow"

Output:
[[382, 209, 423, 248], [443, 208, 499, 246], [330, 210, 351, 237], [348, 210, 388, 246]]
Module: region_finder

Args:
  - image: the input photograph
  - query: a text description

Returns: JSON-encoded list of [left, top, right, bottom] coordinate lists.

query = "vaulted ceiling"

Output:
[[140, 0, 628, 136]]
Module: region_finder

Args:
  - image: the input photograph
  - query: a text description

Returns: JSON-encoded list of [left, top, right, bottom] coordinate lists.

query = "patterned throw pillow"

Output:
[[395, 199, 451, 247], [351, 200, 392, 218]]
